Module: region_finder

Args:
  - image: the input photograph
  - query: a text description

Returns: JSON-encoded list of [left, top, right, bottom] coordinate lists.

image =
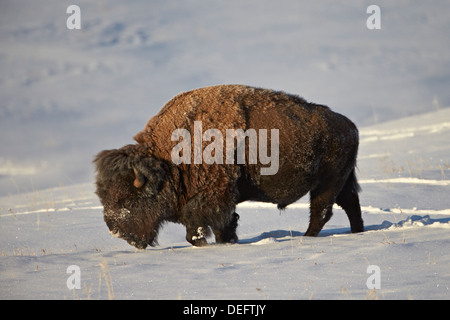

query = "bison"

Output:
[[94, 84, 363, 249]]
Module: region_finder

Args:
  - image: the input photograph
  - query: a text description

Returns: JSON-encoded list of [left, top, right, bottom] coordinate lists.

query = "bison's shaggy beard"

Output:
[[94, 145, 173, 249], [104, 207, 160, 249]]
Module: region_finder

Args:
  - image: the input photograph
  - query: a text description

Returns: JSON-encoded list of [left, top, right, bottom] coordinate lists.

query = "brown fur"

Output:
[[94, 85, 363, 249]]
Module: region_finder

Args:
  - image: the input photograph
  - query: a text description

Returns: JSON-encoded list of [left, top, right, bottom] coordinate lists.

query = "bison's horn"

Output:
[[133, 168, 146, 188]]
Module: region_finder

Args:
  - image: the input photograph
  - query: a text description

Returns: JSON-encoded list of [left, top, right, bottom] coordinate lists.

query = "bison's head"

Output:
[[94, 144, 171, 249]]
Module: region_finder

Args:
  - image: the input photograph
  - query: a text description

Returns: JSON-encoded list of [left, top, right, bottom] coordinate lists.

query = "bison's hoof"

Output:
[[192, 237, 208, 247], [191, 227, 208, 246]]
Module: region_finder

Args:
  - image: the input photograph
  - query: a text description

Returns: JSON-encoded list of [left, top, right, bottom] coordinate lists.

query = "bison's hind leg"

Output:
[[305, 172, 348, 237], [305, 170, 364, 237], [304, 185, 336, 237], [336, 169, 364, 233]]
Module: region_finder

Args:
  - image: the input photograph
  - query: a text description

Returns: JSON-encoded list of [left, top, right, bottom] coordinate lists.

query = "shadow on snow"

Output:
[[238, 215, 450, 244]]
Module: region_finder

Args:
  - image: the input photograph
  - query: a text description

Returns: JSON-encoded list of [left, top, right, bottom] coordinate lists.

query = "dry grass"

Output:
[[377, 155, 449, 180], [98, 257, 115, 300]]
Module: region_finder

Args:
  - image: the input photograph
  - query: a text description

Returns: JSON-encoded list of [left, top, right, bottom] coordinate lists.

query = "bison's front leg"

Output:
[[186, 226, 209, 247], [213, 212, 239, 244]]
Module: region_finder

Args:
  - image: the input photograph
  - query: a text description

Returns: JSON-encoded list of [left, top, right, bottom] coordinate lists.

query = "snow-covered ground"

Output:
[[1, 1, 450, 300]]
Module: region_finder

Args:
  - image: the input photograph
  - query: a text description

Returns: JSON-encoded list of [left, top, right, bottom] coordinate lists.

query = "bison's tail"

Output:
[[336, 168, 363, 233], [336, 167, 361, 208], [347, 168, 361, 195]]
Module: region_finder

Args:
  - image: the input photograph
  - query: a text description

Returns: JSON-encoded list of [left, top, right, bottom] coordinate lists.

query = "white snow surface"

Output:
[[1, 1, 450, 300]]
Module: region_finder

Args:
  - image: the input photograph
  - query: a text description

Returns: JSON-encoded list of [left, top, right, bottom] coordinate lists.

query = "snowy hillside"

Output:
[[1, 0, 450, 196], [1, 108, 449, 300]]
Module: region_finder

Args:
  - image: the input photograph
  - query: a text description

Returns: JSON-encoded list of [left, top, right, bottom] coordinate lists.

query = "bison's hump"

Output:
[[133, 84, 355, 163]]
